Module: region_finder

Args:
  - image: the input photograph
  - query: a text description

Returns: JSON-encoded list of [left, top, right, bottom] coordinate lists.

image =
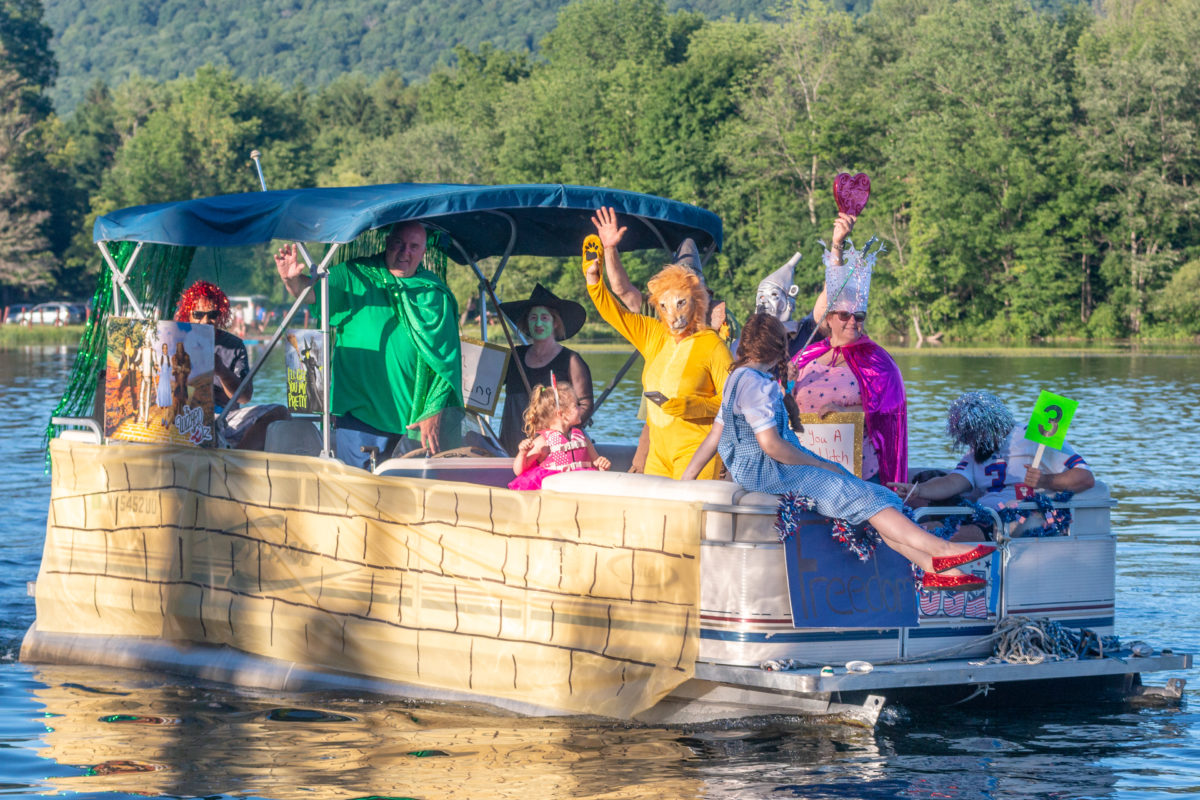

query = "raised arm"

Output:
[[274, 244, 316, 303], [592, 207, 642, 312], [584, 241, 659, 355], [828, 212, 856, 268]]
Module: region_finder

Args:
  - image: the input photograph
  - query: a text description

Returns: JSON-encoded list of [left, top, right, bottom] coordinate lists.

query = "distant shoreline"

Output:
[[4, 324, 1198, 354]]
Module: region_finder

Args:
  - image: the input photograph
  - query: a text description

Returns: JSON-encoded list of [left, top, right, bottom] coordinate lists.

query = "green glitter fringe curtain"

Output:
[[44, 225, 450, 463], [43, 242, 197, 460]]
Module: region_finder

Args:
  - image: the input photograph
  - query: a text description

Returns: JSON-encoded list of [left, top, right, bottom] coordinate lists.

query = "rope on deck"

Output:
[[969, 616, 1121, 666]]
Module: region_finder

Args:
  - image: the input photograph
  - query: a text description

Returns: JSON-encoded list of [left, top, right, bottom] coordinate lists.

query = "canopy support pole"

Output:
[[631, 215, 671, 255], [486, 211, 519, 290], [438, 228, 532, 399], [98, 241, 147, 320], [213, 265, 325, 436], [314, 245, 339, 459]]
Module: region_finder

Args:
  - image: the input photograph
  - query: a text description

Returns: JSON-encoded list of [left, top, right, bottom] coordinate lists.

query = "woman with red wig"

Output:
[[175, 281, 288, 449]]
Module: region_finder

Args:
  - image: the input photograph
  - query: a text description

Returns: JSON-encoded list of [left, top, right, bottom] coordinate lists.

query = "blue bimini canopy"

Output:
[[93, 183, 723, 262]]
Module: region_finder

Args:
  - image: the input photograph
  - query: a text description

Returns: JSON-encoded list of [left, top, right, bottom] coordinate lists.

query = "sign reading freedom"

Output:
[[783, 509, 917, 629]]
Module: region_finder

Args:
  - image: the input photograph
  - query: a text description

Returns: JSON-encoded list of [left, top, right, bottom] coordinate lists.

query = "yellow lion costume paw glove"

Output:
[[582, 234, 603, 278], [660, 394, 720, 420]]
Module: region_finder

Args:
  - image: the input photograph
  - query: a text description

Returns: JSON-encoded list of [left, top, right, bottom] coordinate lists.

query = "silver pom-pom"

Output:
[[946, 391, 1014, 455]]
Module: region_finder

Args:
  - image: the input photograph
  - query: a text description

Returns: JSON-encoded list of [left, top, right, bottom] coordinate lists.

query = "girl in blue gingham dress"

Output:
[[716, 366, 897, 525], [681, 314, 991, 589]]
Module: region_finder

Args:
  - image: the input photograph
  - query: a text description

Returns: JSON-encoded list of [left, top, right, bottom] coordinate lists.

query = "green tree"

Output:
[[881, 0, 1084, 340], [1075, 0, 1200, 334], [0, 0, 58, 298]]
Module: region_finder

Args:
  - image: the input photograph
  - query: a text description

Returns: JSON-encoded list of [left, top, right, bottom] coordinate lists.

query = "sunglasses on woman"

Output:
[[833, 311, 867, 323], [191, 309, 220, 321]]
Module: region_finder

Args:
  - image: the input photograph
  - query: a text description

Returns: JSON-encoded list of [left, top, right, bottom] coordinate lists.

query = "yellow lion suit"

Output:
[[588, 264, 732, 479]]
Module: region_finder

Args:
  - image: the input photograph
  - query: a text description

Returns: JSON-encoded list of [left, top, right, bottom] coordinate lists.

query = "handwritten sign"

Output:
[[784, 507, 917, 629], [796, 412, 864, 477], [1023, 390, 1078, 450], [460, 337, 511, 415]]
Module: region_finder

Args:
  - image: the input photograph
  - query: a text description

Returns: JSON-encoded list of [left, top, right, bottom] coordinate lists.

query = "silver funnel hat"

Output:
[[755, 253, 801, 321], [672, 237, 703, 281]]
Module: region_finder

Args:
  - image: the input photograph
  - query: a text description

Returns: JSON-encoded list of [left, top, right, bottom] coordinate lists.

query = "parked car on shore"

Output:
[[3, 305, 35, 324], [24, 302, 87, 326]]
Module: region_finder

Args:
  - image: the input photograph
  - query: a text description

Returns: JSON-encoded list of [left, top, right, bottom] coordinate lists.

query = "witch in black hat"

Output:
[[497, 283, 595, 456]]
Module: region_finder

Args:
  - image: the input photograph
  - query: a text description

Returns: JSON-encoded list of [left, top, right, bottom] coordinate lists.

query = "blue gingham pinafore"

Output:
[[716, 368, 901, 526]]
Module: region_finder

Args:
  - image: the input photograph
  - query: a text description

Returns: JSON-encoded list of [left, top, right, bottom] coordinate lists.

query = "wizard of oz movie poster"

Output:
[[104, 317, 215, 446], [284, 329, 326, 413]]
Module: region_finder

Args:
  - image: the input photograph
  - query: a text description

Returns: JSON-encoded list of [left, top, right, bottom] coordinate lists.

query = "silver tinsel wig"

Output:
[[946, 391, 1015, 455]]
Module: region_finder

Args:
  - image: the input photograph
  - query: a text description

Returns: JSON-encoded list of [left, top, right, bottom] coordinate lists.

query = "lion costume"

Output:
[[587, 263, 732, 479]]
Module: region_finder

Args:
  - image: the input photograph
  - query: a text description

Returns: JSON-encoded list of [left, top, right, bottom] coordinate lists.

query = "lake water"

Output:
[[0, 345, 1197, 799]]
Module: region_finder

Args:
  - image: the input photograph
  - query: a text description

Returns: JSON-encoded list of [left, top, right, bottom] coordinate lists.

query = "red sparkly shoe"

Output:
[[921, 573, 987, 592], [931, 544, 996, 574]]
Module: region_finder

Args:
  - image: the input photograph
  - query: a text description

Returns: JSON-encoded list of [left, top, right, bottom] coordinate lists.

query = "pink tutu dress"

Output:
[[508, 428, 596, 490]]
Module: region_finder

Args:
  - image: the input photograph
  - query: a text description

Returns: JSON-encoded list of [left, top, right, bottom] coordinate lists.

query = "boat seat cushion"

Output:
[[541, 472, 744, 505], [264, 419, 323, 457]]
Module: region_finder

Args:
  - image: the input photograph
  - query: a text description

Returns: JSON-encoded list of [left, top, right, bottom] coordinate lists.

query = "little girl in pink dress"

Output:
[[509, 382, 611, 490]]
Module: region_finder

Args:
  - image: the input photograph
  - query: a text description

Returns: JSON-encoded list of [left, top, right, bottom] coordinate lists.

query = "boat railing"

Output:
[[50, 416, 102, 444]]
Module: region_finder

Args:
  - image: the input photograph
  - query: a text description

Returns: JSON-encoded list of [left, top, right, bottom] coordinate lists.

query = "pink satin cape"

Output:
[[791, 335, 908, 484]]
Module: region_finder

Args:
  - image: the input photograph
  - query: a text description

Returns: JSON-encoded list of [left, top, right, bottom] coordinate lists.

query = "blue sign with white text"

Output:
[[783, 510, 918, 629]]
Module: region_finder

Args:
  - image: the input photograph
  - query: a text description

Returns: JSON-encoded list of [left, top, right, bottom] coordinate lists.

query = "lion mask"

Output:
[[647, 263, 710, 339]]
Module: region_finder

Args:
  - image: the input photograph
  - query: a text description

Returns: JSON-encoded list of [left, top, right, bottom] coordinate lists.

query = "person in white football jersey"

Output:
[[889, 391, 1094, 541]]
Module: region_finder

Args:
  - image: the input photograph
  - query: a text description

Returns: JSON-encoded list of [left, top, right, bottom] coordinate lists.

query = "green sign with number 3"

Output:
[[1024, 390, 1078, 450]]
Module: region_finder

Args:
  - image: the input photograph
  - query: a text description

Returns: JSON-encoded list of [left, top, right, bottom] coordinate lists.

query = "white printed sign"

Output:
[[460, 337, 511, 415], [796, 412, 864, 477]]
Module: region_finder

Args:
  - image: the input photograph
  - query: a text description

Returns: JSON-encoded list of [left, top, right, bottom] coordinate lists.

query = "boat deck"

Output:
[[696, 650, 1192, 693]]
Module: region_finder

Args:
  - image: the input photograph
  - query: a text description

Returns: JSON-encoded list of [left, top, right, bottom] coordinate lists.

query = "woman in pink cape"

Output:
[[791, 213, 907, 484]]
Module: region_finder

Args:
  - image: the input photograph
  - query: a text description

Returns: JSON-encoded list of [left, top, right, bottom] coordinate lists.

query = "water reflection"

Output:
[[31, 665, 703, 799], [26, 663, 1197, 800]]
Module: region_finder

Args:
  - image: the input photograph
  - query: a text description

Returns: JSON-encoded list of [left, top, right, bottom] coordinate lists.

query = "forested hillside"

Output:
[[43, 0, 847, 111], [4, 0, 1199, 342]]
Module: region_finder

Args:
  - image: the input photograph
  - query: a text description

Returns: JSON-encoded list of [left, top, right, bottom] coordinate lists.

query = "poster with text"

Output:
[[104, 317, 214, 446], [284, 329, 327, 413], [796, 412, 864, 477], [783, 508, 918, 629]]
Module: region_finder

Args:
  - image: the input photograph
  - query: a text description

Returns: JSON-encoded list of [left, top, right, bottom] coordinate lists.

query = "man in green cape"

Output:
[[274, 222, 462, 468]]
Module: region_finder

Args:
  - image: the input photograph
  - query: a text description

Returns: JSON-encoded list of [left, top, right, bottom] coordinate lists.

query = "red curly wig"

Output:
[[175, 280, 231, 328]]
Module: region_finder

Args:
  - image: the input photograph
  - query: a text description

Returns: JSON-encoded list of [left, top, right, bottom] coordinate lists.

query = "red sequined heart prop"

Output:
[[834, 172, 870, 217]]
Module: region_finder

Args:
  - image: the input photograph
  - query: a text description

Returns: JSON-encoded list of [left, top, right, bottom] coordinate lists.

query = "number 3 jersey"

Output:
[[952, 428, 1090, 507]]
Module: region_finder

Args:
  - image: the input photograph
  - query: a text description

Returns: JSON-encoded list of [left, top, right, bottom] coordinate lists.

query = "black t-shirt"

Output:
[[789, 313, 824, 358], [498, 345, 592, 455], [213, 328, 249, 410]]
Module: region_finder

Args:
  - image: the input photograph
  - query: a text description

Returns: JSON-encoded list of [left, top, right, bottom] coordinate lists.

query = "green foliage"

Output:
[[42, 0, 772, 113], [1073, 0, 1200, 334], [0, 0, 58, 298], [15, 0, 1200, 343], [1149, 259, 1200, 335]]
